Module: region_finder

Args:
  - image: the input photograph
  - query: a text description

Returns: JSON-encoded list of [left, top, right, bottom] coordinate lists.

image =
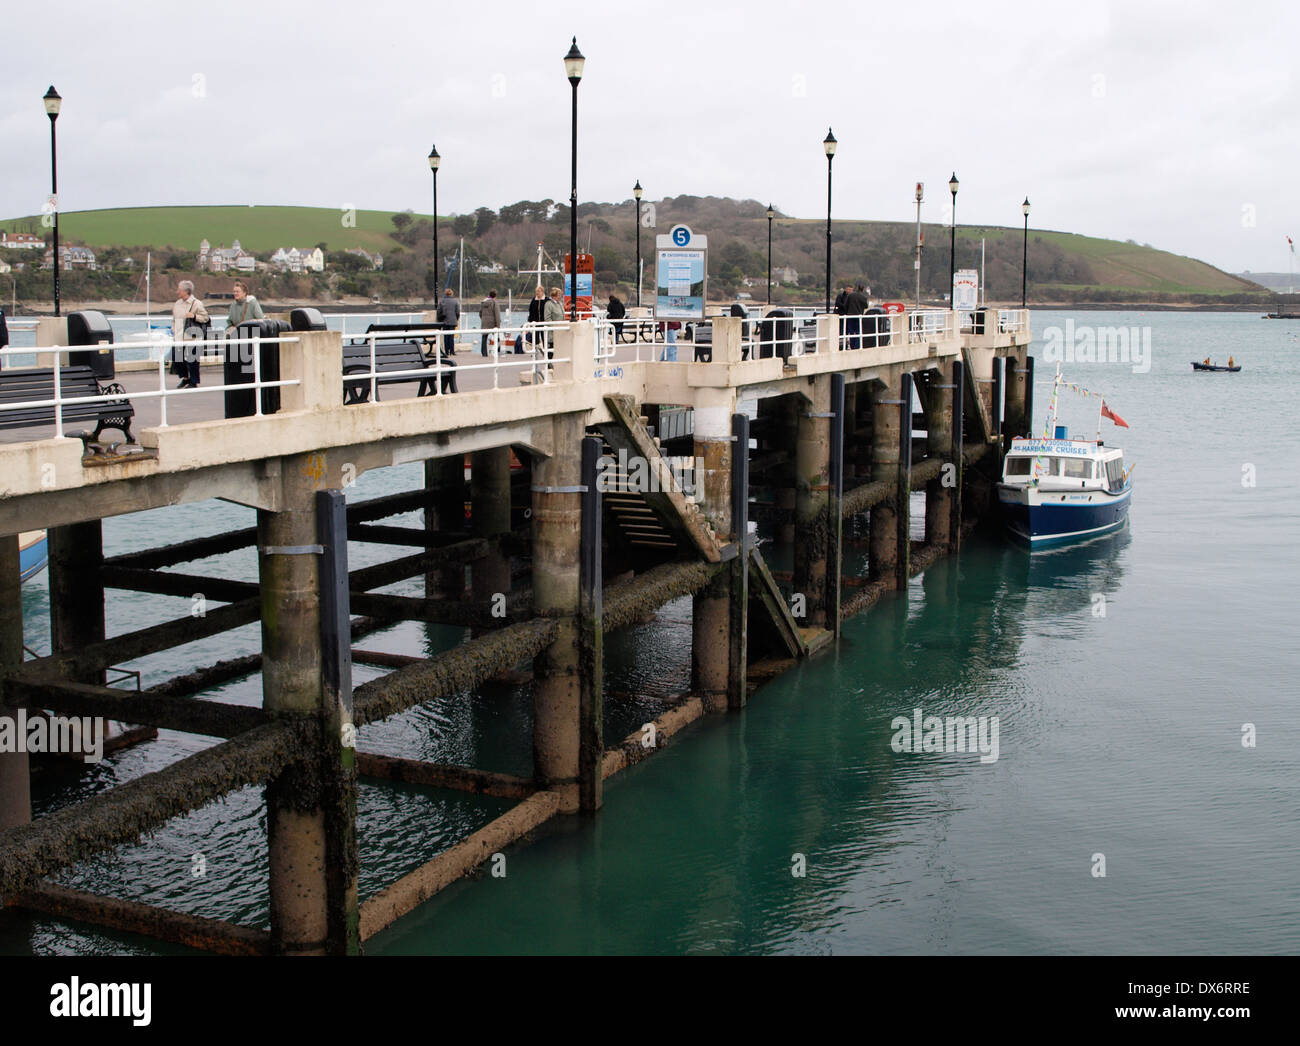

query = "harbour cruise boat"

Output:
[[997, 368, 1132, 548]]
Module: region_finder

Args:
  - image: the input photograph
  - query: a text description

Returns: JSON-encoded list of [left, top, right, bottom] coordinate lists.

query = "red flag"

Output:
[[1101, 400, 1129, 428]]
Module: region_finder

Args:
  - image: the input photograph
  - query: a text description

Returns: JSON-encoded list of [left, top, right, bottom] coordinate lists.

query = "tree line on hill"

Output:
[[2, 194, 1282, 308]]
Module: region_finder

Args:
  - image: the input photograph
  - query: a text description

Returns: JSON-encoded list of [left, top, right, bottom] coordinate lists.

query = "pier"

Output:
[[0, 307, 1030, 954]]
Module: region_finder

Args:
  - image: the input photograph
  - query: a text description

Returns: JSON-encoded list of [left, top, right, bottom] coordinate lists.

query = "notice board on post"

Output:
[[564, 252, 594, 318], [952, 269, 979, 313], [654, 224, 708, 321]]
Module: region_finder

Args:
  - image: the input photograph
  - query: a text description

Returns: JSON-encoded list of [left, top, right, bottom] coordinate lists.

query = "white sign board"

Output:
[[952, 269, 979, 312], [654, 225, 708, 320]]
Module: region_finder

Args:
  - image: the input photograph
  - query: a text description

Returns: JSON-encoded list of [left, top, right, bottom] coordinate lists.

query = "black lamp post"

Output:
[[633, 179, 643, 307], [564, 37, 585, 322], [948, 172, 959, 307], [766, 203, 775, 305], [823, 129, 836, 313], [428, 144, 440, 295], [44, 86, 61, 317], [1021, 197, 1031, 308]]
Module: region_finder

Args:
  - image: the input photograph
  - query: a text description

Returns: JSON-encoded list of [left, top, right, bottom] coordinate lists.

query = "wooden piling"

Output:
[[471, 448, 512, 614], [578, 437, 604, 813], [869, 379, 901, 585], [728, 413, 750, 709], [47, 521, 105, 685], [0, 534, 29, 830]]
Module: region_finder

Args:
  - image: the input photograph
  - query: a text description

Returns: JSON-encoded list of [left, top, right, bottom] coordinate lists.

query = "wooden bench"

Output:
[[341, 337, 456, 403], [0, 364, 135, 444]]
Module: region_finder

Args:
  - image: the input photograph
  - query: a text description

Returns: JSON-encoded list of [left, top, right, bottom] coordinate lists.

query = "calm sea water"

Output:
[[4, 310, 1298, 955]]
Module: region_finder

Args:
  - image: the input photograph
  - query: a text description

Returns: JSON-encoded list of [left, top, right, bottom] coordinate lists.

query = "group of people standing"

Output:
[[169, 278, 264, 388], [431, 284, 568, 358]]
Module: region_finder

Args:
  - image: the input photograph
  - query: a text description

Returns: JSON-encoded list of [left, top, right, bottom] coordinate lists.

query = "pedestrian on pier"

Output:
[[437, 287, 461, 357], [525, 285, 546, 353], [479, 289, 502, 356], [659, 320, 679, 361], [844, 282, 871, 350], [606, 294, 626, 344], [226, 279, 264, 329], [833, 284, 852, 348], [542, 286, 565, 358], [170, 280, 210, 388]]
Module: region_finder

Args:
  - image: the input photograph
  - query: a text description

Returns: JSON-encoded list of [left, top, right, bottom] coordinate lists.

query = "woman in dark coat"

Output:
[[526, 285, 546, 352]]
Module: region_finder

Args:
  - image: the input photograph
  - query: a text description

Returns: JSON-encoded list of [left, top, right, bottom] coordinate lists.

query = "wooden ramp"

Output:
[[747, 547, 806, 658]]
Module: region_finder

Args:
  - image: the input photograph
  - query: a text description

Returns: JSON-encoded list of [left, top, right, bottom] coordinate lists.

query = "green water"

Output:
[[4, 310, 1298, 955]]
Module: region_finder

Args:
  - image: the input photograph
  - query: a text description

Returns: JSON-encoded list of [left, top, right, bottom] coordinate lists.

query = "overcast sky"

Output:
[[1, 0, 1294, 273]]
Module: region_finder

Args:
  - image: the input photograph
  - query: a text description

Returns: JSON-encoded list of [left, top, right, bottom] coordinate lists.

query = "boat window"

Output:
[[1063, 459, 1091, 479], [1005, 457, 1031, 476]]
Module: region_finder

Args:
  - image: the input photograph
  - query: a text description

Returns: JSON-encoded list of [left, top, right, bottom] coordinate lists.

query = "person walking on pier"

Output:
[[437, 287, 461, 357], [606, 293, 626, 344], [170, 280, 209, 388], [526, 285, 546, 353], [226, 279, 264, 330], [542, 286, 565, 358], [479, 289, 502, 356], [833, 284, 852, 348], [843, 282, 871, 350]]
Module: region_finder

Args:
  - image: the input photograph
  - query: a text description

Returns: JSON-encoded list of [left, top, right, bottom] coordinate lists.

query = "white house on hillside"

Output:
[[0, 232, 45, 250], [199, 238, 256, 273], [270, 246, 325, 273]]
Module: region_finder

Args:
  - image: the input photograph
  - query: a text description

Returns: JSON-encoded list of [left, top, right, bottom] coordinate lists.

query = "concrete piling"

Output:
[[531, 414, 585, 812], [692, 391, 735, 714], [794, 376, 831, 629], [258, 454, 330, 955], [924, 364, 956, 551]]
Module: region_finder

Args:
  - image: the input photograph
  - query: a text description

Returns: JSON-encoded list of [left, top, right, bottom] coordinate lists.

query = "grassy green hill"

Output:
[[0, 205, 399, 254], [954, 225, 1256, 296]]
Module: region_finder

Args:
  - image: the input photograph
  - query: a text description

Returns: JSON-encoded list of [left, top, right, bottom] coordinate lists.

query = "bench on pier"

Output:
[[342, 329, 456, 403], [0, 364, 135, 445]]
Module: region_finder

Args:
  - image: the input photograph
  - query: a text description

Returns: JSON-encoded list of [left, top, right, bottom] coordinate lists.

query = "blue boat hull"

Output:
[[998, 487, 1131, 549], [19, 532, 48, 582]]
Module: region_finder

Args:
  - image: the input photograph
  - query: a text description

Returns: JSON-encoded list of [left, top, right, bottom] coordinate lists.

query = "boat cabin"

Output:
[[1002, 437, 1127, 493]]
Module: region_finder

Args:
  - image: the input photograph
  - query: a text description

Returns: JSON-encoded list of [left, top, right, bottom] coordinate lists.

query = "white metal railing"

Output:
[[342, 322, 572, 394], [0, 335, 302, 438], [995, 308, 1029, 334]]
